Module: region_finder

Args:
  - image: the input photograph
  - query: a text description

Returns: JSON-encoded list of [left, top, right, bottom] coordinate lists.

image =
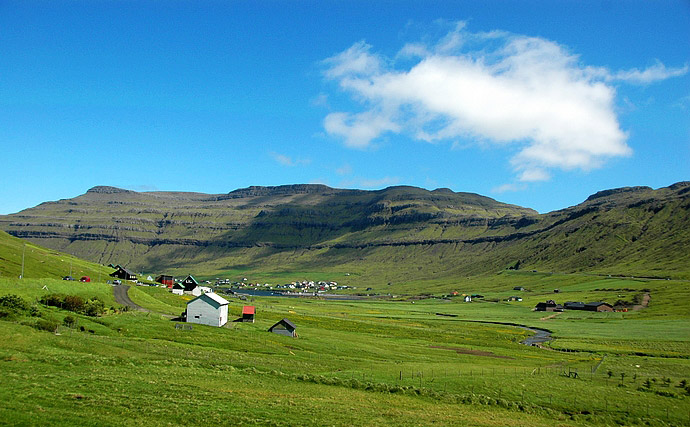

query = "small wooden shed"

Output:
[[186, 293, 229, 327], [268, 318, 297, 337], [242, 306, 255, 323]]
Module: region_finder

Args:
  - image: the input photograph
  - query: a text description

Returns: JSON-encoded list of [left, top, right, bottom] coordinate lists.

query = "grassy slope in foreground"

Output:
[[1, 275, 689, 426], [0, 230, 112, 281]]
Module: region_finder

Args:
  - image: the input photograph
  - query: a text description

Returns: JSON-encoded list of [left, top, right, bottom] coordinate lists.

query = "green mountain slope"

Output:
[[0, 230, 111, 280], [1, 182, 688, 286]]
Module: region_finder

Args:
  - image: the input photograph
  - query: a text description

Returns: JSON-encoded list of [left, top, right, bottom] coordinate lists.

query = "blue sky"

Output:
[[1, 0, 688, 215]]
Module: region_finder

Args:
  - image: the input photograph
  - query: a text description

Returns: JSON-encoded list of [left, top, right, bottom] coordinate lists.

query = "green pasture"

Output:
[[1, 275, 689, 426]]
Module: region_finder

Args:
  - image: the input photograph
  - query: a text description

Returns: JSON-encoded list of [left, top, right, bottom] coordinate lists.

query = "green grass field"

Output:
[[1, 272, 689, 426]]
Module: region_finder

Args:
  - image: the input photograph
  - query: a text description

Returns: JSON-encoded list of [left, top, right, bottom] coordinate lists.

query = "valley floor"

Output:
[[1, 275, 689, 426]]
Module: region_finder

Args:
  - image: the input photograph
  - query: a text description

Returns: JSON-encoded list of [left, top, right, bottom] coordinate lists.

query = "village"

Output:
[[105, 264, 307, 336]]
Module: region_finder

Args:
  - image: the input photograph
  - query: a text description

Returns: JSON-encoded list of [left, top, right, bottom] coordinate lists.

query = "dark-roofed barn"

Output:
[[585, 302, 614, 312], [110, 266, 137, 281], [269, 318, 297, 337]]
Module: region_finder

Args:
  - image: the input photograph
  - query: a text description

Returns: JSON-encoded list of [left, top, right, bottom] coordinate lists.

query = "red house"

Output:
[[155, 275, 174, 287], [79, 276, 91, 282]]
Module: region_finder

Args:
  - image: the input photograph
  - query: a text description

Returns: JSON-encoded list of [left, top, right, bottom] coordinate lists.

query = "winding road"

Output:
[[113, 285, 149, 312]]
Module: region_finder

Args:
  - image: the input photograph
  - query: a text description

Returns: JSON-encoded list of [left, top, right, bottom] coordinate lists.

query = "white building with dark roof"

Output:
[[186, 293, 229, 327]]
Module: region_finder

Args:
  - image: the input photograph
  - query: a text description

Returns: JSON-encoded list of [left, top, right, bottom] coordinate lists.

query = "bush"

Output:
[[39, 294, 104, 316], [0, 294, 30, 319], [40, 293, 66, 308], [0, 294, 30, 311], [63, 295, 85, 312], [83, 298, 105, 317], [35, 318, 59, 332], [63, 315, 76, 328]]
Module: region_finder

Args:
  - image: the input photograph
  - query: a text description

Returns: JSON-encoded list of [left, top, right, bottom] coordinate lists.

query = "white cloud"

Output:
[[492, 183, 527, 194], [323, 111, 399, 149], [269, 152, 310, 167], [336, 163, 353, 175], [340, 176, 401, 189], [321, 24, 684, 182], [610, 61, 688, 85]]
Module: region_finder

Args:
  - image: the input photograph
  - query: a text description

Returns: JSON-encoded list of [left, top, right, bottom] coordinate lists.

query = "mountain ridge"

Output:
[[1, 182, 688, 285]]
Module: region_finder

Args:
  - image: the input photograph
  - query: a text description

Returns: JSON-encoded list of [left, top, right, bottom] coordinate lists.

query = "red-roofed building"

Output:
[[242, 306, 255, 323]]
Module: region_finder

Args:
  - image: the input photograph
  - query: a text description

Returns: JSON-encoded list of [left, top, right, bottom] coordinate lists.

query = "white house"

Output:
[[172, 283, 185, 295], [186, 293, 229, 327]]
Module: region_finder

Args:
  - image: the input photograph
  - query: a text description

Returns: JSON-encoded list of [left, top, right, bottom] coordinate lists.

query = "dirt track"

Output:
[[113, 285, 148, 312], [632, 292, 651, 311]]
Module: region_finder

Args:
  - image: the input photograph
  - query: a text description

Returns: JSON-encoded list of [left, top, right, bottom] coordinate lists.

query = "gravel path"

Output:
[[113, 285, 149, 312]]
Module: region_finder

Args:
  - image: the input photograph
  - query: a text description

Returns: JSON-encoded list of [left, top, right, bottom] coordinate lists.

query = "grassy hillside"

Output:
[[1, 275, 688, 425], [0, 230, 112, 281], [1, 182, 688, 289]]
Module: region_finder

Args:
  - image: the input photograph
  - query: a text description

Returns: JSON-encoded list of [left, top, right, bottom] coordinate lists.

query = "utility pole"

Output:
[[20, 243, 26, 279]]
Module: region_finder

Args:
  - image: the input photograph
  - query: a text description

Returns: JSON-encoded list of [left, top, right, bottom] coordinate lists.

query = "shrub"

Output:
[[63, 315, 76, 328], [0, 294, 30, 319], [63, 295, 85, 312], [0, 294, 30, 311], [83, 298, 105, 317], [35, 318, 59, 332], [40, 293, 66, 308]]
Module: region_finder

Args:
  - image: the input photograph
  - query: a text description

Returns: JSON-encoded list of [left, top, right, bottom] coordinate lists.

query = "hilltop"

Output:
[[0, 182, 688, 287]]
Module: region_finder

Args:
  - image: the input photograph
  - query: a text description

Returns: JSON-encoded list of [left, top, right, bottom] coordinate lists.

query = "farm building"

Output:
[[564, 301, 585, 310], [172, 283, 185, 295], [242, 306, 255, 322], [79, 276, 90, 282], [186, 293, 229, 327], [535, 300, 562, 311], [110, 266, 137, 281], [507, 296, 522, 302], [268, 318, 297, 337], [585, 302, 614, 312], [180, 275, 201, 295], [156, 275, 174, 287]]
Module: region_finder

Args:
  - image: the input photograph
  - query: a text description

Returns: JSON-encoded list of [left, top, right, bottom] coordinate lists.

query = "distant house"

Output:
[[553, 289, 560, 293], [172, 283, 185, 295], [242, 306, 255, 322], [513, 286, 525, 291], [535, 300, 562, 311], [507, 296, 523, 302], [269, 318, 297, 337], [186, 293, 229, 327], [180, 275, 201, 295], [79, 276, 91, 282], [182, 275, 198, 289], [585, 302, 613, 312], [463, 295, 472, 303], [110, 266, 137, 281], [563, 301, 585, 310], [156, 275, 174, 287]]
